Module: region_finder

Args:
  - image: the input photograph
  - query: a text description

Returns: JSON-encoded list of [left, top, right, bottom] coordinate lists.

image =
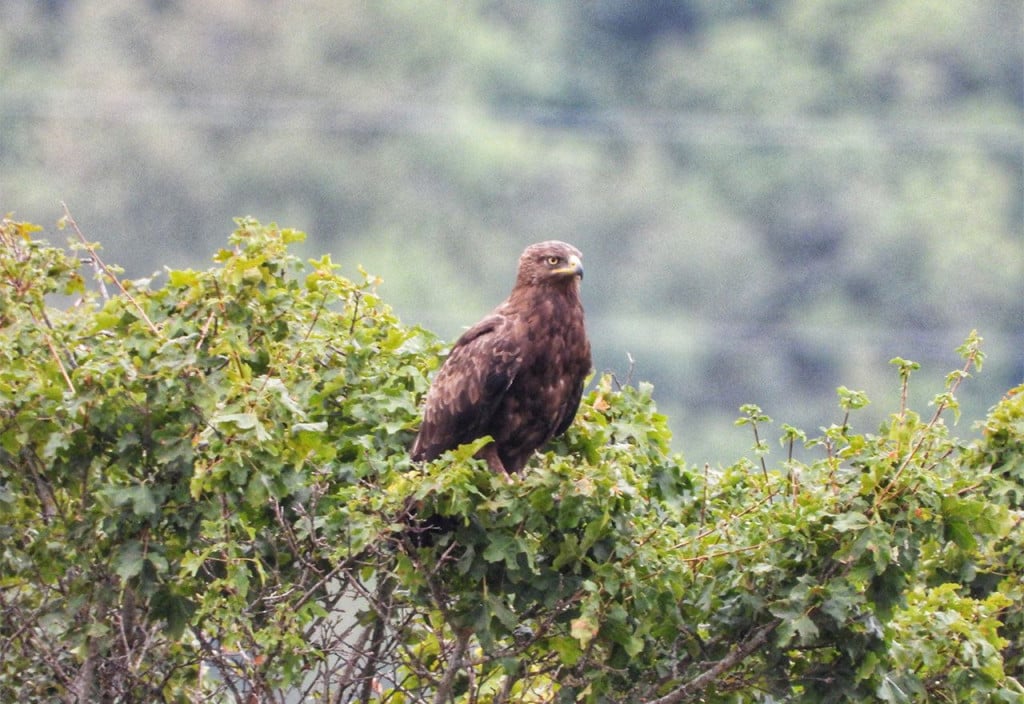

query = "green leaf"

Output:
[[550, 635, 583, 666], [580, 513, 609, 551], [166, 268, 200, 288], [483, 533, 517, 566], [151, 588, 196, 640], [877, 674, 921, 703], [833, 511, 871, 532], [837, 386, 870, 410], [570, 615, 599, 648], [114, 540, 145, 580], [451, 435, 494, 461], [129, 485, 157, 517], [230, 566, 250, 598], [487, 594, 518, 631], [793, 613, 819, 642], [552, 534, 581, 570], [621, 633, 644, 657], [211, 412, 258, 430]]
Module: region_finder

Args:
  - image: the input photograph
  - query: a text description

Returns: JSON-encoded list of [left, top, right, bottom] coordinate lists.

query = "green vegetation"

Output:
[[2, 0, 1021, 463], [2, 218, 1022, 702]]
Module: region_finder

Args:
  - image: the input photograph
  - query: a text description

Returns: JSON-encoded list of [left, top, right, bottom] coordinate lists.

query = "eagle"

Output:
[[411, 241, 592, 474]]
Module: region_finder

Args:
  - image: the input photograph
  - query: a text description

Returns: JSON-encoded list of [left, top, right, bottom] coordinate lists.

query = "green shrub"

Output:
[[1, 217, 1021, 702]]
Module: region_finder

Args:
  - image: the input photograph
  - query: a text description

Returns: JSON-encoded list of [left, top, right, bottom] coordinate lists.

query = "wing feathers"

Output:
[[411, 241, 592, 474], [411, 314, 521, 462]]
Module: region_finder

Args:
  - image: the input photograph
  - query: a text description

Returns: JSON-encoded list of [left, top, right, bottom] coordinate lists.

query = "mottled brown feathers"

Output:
[[411, 241, 592, 474]]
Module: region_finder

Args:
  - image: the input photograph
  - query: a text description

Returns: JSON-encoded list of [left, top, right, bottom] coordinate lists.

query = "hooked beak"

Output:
[[555, 254, 584, 280]]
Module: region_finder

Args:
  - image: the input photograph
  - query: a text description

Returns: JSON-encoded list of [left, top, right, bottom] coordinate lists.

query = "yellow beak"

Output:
[[554, 254, 584, 279]]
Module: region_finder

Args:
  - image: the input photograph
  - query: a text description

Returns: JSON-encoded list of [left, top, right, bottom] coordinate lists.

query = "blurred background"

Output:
[[2, 0, 1021, 465]]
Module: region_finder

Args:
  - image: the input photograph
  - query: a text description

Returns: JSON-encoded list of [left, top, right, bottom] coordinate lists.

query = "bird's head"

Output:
[[516, 241, 584, 288]]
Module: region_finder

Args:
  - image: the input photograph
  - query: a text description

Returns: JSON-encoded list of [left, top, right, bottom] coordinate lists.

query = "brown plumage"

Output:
[[411, 241, 592, 474]]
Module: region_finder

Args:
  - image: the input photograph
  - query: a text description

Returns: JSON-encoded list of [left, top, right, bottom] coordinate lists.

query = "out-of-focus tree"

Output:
[[1, 0, 1020, 463], [2, 218, 1022, 702]]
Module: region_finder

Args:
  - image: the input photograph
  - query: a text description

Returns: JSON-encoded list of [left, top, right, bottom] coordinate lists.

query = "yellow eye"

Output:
[[547, 256, 560, 266]]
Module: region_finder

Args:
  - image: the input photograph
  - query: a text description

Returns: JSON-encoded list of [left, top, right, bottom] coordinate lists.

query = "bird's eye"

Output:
[[547, 256, 561, 266]]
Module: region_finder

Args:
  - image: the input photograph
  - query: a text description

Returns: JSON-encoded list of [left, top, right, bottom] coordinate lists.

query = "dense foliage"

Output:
[[2, 218, 1022, 702], [2, 0, 1021, 463]]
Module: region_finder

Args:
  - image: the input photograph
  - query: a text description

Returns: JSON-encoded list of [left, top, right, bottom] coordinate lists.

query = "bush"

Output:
[[1, 216, 1021, 702]]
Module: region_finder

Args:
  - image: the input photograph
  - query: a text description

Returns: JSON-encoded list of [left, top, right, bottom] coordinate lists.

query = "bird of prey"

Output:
[[411, 241, 592, 474]]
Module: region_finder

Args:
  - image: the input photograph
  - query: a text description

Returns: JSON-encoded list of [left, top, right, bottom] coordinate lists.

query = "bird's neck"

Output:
[[510, 281, 583, 310]]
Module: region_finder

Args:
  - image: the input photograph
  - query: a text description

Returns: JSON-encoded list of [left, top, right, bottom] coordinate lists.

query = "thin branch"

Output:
[[750, 420, 769, 483], [699, 463, 710, 526], [196, 309, 217, 350], [190, 626, 249, 704], [433, 629, 471, 704], [22, 448, 58, 521], [359, 573, 395, 704], [899, 374, 910, 419], [678, 538, 785, 565], [349, 290, 362, 336], [492, 667, 520, 704], [876, 346, 981, 507], [329, 619, 377, 704], [623, 352, 636, 387], [288, 293, 327, 366], [82, 252, 110, 301], [645, 619, 781, 704], [673, 489, 778, 553], [26, 308, 76, 393], [61, 202, 161, 336]]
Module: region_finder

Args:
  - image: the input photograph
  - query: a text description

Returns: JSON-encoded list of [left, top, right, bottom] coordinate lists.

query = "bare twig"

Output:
[[288, 293, 327, 365], [349, 291, 362, 336], [432, 629, 471, 704], [493, 673, 517, 704], [674, 489, 778, 553], [359, 573, 395, 704], [61, 203, 161, 336], [623, 352, 636, 387], [22, 448, 58, 520], [328, 613, 378, 704], [678, 538, 784, 565], [37, 324, 76, 393], [645, 619, 781, 704], [750, 421, 769, 483], [608, 352, 637, 391], [196, 309, 217, 350], [699, 463, 710, 526], [898, 371, 910, 420], [81, 252, 110, 300], [876, 346, 981, 508]]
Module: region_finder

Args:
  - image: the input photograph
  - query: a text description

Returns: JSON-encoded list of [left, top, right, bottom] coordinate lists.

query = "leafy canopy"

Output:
[[1, 216, 1022, 703]]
